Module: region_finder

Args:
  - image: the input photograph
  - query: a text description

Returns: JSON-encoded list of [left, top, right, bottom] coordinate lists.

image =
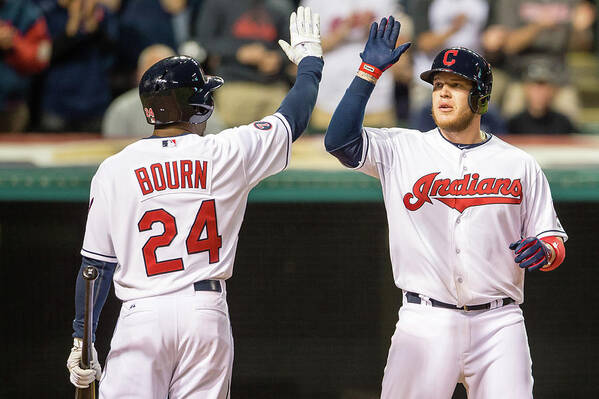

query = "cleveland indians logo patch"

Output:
[[254, 121, 272, 131], [403, 172, 522, 213]]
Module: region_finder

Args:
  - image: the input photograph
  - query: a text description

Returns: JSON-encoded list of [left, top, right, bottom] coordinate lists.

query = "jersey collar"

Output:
[[437, 128, 493, 150], [143, 132, 196, 139]]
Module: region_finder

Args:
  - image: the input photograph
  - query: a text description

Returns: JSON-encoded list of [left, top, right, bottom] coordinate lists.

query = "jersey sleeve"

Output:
[[521, 162, 568, 242], [80, 169, 117, 262], [235, 113, 292, 187], [355, 127, 396, 179]]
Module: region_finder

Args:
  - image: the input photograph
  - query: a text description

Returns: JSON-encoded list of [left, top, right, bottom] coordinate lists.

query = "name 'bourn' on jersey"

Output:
[[81, 114, 292, 301]]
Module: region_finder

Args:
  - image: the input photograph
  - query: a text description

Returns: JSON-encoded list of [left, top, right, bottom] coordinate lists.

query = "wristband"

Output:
[[356, 70, 378, 84], [540, 236, 565, 271], [359, 62, 383, 79]]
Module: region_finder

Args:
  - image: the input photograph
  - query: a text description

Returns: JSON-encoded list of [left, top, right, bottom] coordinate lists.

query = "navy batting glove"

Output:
[[509, 237, 551, 272], [360, 15, 411, 71]]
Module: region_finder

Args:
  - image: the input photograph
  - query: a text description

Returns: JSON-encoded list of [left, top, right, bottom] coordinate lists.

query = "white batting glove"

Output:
[[278, 6, 322, 65], [66, 338, 102, 388]]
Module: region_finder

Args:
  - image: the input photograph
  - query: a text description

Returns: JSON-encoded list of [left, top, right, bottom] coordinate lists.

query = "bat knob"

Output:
[[82, 266, 99, 281]]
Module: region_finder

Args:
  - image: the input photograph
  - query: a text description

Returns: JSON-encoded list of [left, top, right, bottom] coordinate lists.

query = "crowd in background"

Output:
[[0, 0, 597, 137]]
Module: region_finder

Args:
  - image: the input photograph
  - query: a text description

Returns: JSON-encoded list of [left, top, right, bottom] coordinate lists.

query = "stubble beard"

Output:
[[432, 106, 477, 133]]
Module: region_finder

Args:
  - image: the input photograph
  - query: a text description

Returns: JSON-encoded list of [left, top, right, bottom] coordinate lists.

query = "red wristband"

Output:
[[359, 62, 383, 79], [540, 236, 565, 271]]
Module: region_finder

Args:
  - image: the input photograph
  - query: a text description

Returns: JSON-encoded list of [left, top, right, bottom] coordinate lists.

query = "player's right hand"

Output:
[[509, 237, 551, 272], [278, 6, 322, 65], [66, 337, 102, 388], [360, 15, 411, 72]]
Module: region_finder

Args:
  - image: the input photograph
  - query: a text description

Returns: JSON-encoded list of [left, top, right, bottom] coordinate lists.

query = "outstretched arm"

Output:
[[277, 6, 323, 142], [325, 16, 410, 167]]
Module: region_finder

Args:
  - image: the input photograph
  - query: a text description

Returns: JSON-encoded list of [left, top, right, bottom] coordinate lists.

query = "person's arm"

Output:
[[67, 256, 115, 389], [503, 22, 549, 55], [2, 16, 51, 75], [277, 56, 322, 141], [417, 14, 467, 53], [72, 256, 116, 341], [51, 4, 117, 62], [324, 16, 410, 167], [324, 77, 374, 167], [277, 6, 323, 141]]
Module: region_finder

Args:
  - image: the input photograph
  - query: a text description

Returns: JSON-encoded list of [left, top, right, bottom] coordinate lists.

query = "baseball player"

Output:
[[325, 16, 567, 398], [65, 6, 323, 398]]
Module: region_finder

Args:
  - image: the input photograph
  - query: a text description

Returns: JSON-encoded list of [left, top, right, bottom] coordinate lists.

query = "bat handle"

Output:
[[75, 265, 99, 399], [81, 266, 98, 369]]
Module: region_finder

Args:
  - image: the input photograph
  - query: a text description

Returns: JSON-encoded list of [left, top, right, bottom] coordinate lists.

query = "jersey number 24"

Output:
[[138, 199, 222, 276]]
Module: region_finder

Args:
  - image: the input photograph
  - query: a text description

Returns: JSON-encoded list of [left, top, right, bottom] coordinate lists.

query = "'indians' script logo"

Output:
[[403, 172, 522, 213]]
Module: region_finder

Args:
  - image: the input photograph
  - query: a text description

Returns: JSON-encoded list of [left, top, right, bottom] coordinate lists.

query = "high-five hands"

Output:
[[360, 15, 411, 73], [279, 6, 322, 65]]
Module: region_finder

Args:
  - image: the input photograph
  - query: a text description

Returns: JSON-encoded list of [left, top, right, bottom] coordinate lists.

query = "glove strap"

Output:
[[358, 62, 383, 79], [540, 236, 565, 271]]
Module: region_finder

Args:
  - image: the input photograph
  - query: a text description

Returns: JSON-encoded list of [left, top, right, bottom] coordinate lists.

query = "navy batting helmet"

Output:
[[420, 47, 492, 115], [139, 55, 223, 125]]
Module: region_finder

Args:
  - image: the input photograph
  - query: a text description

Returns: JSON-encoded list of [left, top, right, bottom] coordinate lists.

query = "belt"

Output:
[[194, 280, 222, 293], [405, 291, 514, 311]]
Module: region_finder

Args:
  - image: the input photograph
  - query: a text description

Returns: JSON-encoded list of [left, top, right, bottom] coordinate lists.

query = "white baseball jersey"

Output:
[[355, 127, 567, 306], [81, 113, 291, 302]]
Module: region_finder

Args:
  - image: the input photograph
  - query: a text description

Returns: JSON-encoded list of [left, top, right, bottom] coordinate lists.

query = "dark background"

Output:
[[1, 201, 597, 398]]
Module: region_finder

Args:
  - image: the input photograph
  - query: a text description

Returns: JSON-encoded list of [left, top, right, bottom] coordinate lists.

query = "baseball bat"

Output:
[[75, 266, 99, 399]]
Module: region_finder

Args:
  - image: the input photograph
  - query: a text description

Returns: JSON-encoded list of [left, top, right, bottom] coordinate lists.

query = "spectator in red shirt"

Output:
[[0, 0, 51, 132]]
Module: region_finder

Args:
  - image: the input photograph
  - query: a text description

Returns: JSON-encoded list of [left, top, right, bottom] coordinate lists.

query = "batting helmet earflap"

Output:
[[139, 55, 224, 125], [420, 47, 493, 115]]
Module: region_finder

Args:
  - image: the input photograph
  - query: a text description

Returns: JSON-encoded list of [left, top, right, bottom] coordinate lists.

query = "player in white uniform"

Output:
[[325, 17, 567, 398], [66, 6, 323, 398]]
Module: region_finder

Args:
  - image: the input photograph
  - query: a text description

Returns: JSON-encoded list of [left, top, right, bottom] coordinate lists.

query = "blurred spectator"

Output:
[[480, 15, 511, 108], [300, 0, 412, 132], [115, 0, 198, 95], [195, 0, 294, 128], [102, 43, 225, 137], [37, 0, 118, 133], [0, 0, 51, 132], [507, 58, 578, 134], [405, 0, 493, 126], [491, 0, 596, 123]]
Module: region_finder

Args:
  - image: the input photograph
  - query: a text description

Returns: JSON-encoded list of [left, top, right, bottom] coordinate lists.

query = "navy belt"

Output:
[[405, 291, 514, 311], [194, 280, 222, 292]]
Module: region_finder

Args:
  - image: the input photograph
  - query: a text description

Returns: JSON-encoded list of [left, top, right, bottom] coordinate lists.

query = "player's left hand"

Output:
[[360, 15, 411, 72], [278, 6, 322, 65], [509, 237, 552, 272], [66, 337, 102, 388]]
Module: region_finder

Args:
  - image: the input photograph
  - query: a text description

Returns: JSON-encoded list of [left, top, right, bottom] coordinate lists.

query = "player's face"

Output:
[[431, 72, 476, 132]]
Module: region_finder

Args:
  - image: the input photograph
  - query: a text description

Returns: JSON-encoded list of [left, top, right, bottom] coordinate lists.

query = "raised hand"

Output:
[[278, 6, 322, 65], [360, 15, 411, 72]]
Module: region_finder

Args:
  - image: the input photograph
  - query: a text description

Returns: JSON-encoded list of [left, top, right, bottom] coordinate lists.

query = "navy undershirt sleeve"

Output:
[[324, 76, 375, 167], [72, 256, 116, 342], [277, 56, 324, 141]]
